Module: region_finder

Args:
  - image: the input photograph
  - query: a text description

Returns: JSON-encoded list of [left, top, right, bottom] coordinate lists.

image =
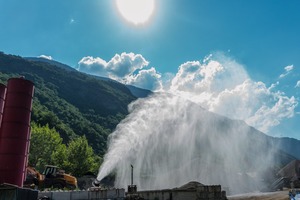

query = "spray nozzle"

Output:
[[92, 178, 101, 187]]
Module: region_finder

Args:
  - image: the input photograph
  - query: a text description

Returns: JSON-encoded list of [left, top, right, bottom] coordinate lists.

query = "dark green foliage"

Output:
[[0, 52, 136, 155]]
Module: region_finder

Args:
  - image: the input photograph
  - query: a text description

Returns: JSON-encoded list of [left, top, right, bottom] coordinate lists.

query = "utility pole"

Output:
[[131, 164, 133, 185], [128, 164, 137, 194]]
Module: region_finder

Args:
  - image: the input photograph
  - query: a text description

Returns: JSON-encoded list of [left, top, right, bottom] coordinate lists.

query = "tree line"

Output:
[[29, 123, 101, 177]]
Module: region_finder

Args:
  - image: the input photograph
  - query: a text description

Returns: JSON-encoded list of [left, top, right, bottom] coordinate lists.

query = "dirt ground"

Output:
[[228, 190, 289, 200]]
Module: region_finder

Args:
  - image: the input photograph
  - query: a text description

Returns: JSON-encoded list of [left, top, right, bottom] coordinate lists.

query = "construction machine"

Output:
[[24, 165, 77, 190]]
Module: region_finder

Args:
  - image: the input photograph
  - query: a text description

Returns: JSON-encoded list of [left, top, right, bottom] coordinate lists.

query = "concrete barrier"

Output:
[[38, 188, 125, 200], [71, 190, 89, 200], [0, 184, 38, 200], [137, 185, 227, 200]]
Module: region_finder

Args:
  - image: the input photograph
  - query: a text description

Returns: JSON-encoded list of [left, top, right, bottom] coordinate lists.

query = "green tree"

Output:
[[65, 135, 101, 177], [29, 123, 64, 171], [51, 143, 69, 170], [29, 123, 101, 177]]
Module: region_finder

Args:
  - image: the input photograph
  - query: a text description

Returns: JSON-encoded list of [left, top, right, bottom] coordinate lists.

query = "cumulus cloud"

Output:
[[246, 95, 297, 132], [295, 80, 300, 88], [38, 55, 53, 60], [77, 52, 161, 91], [279, 64, 294, 78], [77, 52, 298, 133], [78, 56, 108, 77], [167, 54, 297, 133], [125, 67, 162, 91], [107, 53, 149, 78]]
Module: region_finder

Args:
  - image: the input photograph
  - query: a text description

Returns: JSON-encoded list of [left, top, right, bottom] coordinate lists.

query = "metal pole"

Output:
[[131, 165, 133, 185]]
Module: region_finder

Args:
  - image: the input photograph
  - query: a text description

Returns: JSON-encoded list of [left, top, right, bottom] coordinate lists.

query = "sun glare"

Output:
[[116, 0, 155, 25]]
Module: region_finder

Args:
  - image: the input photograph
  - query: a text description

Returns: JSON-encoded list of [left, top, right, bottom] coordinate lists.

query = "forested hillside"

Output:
[[0, 52, 137, 155]]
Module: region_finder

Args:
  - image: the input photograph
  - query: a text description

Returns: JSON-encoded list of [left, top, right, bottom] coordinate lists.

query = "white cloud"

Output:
[[38, 55, 52, 60], [78, 56, 108, 77], [295, 80, 300, 88], [285, 65, 294, 72], [77, 52, 161, 91], [125, 67, 162, 91], [169, 54, 249, 104], [78, 52, 298, 133], [279, 64, 294, 78], [107, 52, 149, 78], [269, 81, 279, 90], [167, 54, 297, 133], [246, 95, 297, 132]]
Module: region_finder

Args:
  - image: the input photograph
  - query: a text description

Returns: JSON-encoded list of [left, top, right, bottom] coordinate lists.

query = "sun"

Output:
[[116, 0, 155, 25]]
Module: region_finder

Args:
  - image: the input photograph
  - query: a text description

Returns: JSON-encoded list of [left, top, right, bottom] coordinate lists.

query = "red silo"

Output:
[[0, 77, 34, 187], [0, 83, 6, 128]]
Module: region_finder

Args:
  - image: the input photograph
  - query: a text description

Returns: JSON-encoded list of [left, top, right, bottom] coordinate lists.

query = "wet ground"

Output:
[[228, 190, 289, 200]]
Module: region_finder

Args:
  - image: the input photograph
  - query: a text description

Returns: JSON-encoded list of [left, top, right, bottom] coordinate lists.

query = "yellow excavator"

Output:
[[24, 165, 77, 190]]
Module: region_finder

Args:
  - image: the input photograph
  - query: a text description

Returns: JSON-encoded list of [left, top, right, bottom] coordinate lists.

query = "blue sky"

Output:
[[0, 0, 299, 139]]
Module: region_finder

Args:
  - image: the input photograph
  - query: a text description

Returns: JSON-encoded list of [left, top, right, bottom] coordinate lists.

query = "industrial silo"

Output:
[[0, 83, 6, 128], [0, 77, 34, 187]]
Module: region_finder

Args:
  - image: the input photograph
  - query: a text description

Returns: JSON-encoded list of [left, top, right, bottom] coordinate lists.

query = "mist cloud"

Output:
[[77, 52, 298, 134]]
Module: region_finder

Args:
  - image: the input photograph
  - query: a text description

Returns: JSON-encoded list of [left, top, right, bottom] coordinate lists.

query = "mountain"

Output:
[[126, 85, 151, 98], [0, 52, 138, 154], [272, 137, 300, 160], [25, 57, 152, 98], [25, 57, 77, 72], [0, 51, 299, 164]]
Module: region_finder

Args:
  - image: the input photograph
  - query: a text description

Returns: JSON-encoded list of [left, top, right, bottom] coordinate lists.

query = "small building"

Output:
[[136, 181, 227, 200]]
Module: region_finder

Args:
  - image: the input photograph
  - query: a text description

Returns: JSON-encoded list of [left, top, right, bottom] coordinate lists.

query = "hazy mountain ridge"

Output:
[[272, 137, 300, 160], [25, 57, 77, 72]]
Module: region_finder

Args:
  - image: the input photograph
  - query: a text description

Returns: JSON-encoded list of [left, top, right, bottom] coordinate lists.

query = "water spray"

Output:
[[92, 53, 293, 194], [95, 93, 276, 194]]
